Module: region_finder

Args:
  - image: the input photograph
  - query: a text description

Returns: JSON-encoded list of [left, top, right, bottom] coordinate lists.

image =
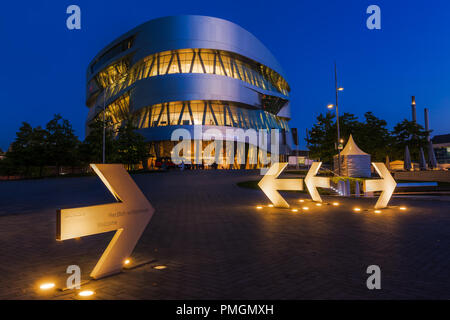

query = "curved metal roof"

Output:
[[88, 15, 287, 80]]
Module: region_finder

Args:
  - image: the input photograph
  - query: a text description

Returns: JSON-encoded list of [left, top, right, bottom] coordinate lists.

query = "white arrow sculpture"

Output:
[[56, 164, 155, 279], [304, 162, 331, 203], [258, 162, 303, 208], [363, 162, 397, 209]]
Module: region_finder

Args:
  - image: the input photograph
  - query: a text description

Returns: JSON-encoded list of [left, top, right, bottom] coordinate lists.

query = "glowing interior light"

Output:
[[153, 265, 167, 270], [399, 206, 407, 211], [79, 290, 95, 297], [268, 204, 274, 208], [374, 210, 382, 213], [332, 202, 339, 206], [124, 259, 131, 265], [315, 203, 322, 206], [256, 206, 263, 210], [299, 199, 305, 203], [353, 207, 361, 212], [40, 283, 55, 290], [291, 209, 298, 212], [302, 207, 309, 210]]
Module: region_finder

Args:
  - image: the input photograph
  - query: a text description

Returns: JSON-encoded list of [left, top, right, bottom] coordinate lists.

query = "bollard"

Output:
[[355, 181, 360, 197], [338, 180, 344, 195]]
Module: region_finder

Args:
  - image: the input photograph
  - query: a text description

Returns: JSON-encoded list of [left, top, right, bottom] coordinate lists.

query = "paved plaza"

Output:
[[0, 170, 450, 299]]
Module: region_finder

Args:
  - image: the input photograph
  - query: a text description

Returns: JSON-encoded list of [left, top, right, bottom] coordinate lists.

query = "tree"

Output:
[[0, 156, 17, 178], [306, 112, 336, 164], [338, 112, 361, 141], [306, 112, 362, 164], [7, 122, 50, 177], [45, 114, 80, 174], [354, 112, 391, 161], [30, 126, 48, 176], [79, 118, 117, 164], [306, 109, 432, 167], [115, 120, 149, 170], [391, 119, 429, 161], [7, 122, 34, 175]]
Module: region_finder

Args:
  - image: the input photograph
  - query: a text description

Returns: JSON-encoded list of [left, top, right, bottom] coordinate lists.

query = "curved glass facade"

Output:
[[86, 15, 294, 167], [89, 48, 290, 104], [134, 100, 290, 130], [100, 98, 289, 132]]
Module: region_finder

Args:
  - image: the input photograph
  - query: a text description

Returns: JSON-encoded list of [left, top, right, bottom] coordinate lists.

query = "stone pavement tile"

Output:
[[0, 170, 450, 299]]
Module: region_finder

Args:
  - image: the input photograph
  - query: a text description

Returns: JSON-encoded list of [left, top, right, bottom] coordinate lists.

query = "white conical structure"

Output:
[[340, 135, 369, 156], [333, 134, 371, 177]]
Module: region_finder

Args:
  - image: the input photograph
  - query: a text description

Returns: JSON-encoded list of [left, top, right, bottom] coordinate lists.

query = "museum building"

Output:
[[85, 15, 295, 168]]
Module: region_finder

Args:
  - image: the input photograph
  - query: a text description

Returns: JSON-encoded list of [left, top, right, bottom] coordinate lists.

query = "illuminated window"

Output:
[[94, 49, 290, 106], [128, 100, 290, 132], [97, 92, 130, 129]]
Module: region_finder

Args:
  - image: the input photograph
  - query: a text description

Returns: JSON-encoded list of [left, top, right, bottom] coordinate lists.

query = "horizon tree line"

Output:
[[0, 114, 149, 178], [306, 111, 430, 165], [0, 111, 433, 177]]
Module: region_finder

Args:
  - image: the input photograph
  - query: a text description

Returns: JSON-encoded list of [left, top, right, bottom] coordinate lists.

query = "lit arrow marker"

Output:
[[304, 162, 330, 203], [363, 162, 397, 209], [258, 162, 303, 208], [56, 164, 155, 279]]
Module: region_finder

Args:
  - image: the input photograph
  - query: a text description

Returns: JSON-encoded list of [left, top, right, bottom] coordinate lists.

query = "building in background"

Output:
[[85, 15, 294, 168], [288, 150, 312, 167], [432, 134, 450, 167]]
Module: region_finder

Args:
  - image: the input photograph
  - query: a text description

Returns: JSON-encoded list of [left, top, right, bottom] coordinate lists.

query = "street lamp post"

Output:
[[96, 85, 110, 164], [97, 74, 123, 164], [102, 85, 114, 164], [327, 62, 344, 176]]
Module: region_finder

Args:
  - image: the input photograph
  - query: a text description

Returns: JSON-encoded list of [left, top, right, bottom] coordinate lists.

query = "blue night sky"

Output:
[[1, 0, 449, 150]]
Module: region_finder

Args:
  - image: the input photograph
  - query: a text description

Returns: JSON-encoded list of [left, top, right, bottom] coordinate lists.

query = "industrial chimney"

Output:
[[424, 108, 430, 141], [411, 96, 417, 122]]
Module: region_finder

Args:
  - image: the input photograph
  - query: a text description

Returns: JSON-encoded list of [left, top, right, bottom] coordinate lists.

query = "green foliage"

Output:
[[306, 111, 427, 165], [3, 114, 150, 178], [115, 120, 149, 169], [391, 119, 429, 160], [331, 176, 365, 194], [45, 114, 80, 171], [354, 112, 391, 161], [306, 112, 362, 163], [79, 118, 117, 164], [7, 122, 49, 176], [0, 157, 18, 177]]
